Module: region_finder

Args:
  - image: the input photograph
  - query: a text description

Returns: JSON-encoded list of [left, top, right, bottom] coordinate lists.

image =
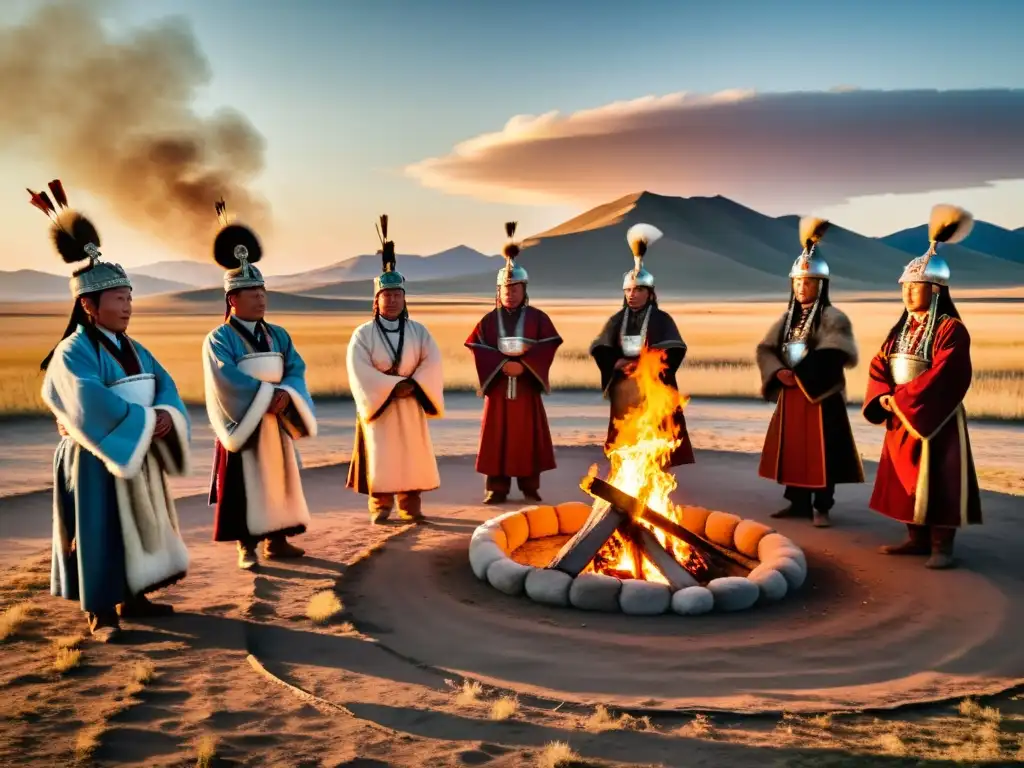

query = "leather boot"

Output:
[[925, 527, 956, 569], [264, 535, 305, 559], [879, 524, 930, 555], [119, 593, 174, 619], [237, 541, 258, 570], [88, 610, 121, 642], [482, 492, 507, 505]]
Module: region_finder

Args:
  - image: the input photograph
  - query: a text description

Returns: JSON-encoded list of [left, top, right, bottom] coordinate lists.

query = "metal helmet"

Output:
[[789, 216, 831, 280], [496, 221, 528, 286], [211, 199, 265, 293], [622, 223, 662, 290], [898, 204, 973, 287], [29, 179, 133, 298], [373, 214, 405, 296]]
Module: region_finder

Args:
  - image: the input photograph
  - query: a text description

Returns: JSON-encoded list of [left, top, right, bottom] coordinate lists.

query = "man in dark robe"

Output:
[[466, 222, 562, 504], [756, 217, 864, 528], [590, 223, 694, 467], [863, 204, 982, 569]]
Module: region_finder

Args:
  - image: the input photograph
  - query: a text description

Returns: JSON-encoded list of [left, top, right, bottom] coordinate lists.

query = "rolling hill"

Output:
[[132, 260, 227, 287], [0, 269, 193, 302], [879, 221, 1024, 265]]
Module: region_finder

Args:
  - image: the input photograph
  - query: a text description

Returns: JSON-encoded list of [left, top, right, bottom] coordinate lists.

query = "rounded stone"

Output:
[[486, 558, 534, 596], [764, 556, 806, 591], [569, 573, 623, 612], [524, 505, 559, 539], [471, 523, 508, 553], [704, 511, 742, 549], [618, 579, 671, 615], [747, 565, 789, 601], [758, 533, 806, 567], [469, 540, 506, 581], [524, 569, 573, 606], [706, 577, 760, 612], [671, 586, 715, 615], [555, 501, 592, 535], [499, 513, 530, 552], [680, 506, 711, 537], [733, 520, 774, 559]]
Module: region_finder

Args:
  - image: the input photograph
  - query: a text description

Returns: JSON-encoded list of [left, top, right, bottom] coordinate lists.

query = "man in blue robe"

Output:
[[203, 203, 318, 570], [32, 181, 192, 642]]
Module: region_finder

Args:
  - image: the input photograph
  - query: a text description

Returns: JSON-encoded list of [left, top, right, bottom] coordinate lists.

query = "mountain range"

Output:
[[3, 192, 1022, 306]]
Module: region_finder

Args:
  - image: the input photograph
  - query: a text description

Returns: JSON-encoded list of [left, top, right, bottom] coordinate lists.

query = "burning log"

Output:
[[581, 475, 757, 575], [548, 501, 631, 577], [634, 527, 699, 590]]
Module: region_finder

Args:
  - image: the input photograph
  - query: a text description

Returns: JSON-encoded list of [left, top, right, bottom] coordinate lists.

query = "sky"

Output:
[[1, 0, 1023, 275]]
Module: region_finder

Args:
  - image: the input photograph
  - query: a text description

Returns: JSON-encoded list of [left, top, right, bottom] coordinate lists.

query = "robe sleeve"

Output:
[[890, 318, 972, 440], [863, 346, 894, 425], [41, 335, 156, 480], [202, 329, 275, 452], [409, 325, 445, 418], [346, 326, 407, 422], [273, 327, 318, 440], [519, 309, 563, 393], [590, 313, 625, 395], [145, 347, 192, 476], [755, 315, 788, 402], [465, 313, 508, 395]]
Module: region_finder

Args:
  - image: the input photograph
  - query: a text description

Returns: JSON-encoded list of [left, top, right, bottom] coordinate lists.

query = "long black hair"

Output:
[[883, 284, 961, 350], [40, 288, 104, 371]]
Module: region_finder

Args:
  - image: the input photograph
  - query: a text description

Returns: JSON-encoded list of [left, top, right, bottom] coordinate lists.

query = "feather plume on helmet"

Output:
[[27, 179, 131, 297], [212, 198, 265, 293], [622, 223, 662, 290], [497, 220, 528, 286], [374, 214, 405, 296], [789, 216, 832, 280], [898, 204, 974, 287]]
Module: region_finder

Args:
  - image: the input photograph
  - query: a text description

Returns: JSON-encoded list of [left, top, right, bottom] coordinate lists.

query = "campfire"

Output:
[[547, 348, 754, 587]]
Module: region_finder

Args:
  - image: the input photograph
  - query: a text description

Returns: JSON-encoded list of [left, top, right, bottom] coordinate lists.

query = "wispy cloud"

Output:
[[406, 89, 1024, 212]]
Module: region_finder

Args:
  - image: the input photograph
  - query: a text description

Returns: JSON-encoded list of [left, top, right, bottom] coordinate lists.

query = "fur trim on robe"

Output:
[[346, 318, 444, 494], [203, 323, 317, 538], [42, 329, 192, 599]]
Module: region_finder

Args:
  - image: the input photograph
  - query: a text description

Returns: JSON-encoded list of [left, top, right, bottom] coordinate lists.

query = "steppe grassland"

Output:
[[0, 299, 1021, 418]]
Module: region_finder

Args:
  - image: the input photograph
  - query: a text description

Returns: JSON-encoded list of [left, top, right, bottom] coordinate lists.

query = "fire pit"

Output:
[[469, 347, 807, 614]]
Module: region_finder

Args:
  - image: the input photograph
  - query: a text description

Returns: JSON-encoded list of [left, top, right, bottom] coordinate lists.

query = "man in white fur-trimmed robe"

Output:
[[31, 180, 191, 641], [346, 215, 445, 523], [203, 207, 318, 570]]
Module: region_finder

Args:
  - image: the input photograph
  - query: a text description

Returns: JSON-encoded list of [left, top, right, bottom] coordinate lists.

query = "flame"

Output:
[[585, 347, 700, 582]]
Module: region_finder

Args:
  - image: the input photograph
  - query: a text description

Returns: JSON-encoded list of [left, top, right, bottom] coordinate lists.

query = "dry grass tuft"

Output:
[[454, 680, 484, 707], [305, 590, 344, 625], [537, 740, 579, 768], [679, 713, 714, 738], [958, 697, 1001, 723], [0, 602, 35, 642], [54, 646, 82, 674], [75, 724, 103, 763], [490, 694, 519, 721], [133, 661, 156, 685], [807, 713, 834, 730], [195, 735, 217, 768], [583, 704, 654, 733], [3, 570, 50, 594], [53, 634, 84, 651], [875, 731, 906, 756]]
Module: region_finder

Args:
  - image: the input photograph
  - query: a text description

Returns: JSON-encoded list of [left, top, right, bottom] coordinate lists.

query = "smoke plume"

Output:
[[0, 0, 270, 258]]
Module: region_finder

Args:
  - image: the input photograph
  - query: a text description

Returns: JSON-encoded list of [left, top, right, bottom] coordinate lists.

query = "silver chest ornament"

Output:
[[498, 309, 533, 400], [782, 340, 808, 368], [888, 311, 938, 385], [619, 307, 651, 359]]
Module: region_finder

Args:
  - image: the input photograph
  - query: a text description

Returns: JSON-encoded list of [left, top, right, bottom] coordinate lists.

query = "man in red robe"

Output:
[[863, 204, 982, 569], [757, 218, 864, 528], [465, 222, 562, 504], [590, 223, 694, 468]]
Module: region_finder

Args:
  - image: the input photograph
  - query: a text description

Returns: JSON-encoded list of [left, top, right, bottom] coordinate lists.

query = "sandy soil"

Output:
[[1, 396, 1023, 766]]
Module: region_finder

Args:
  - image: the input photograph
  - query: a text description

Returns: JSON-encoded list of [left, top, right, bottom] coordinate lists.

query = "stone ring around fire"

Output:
[[469, 503, 806, 615]]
